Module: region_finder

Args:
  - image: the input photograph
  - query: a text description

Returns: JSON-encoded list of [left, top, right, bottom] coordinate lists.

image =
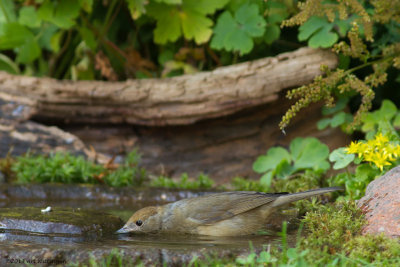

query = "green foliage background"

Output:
[[0, 0, 297, 80]]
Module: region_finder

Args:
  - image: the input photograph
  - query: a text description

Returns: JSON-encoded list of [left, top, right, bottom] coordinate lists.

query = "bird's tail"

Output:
[[271, 187, 343, 207]]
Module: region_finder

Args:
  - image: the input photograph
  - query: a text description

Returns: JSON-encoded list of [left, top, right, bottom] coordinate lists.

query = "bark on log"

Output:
[[0, 47, 337, 126]]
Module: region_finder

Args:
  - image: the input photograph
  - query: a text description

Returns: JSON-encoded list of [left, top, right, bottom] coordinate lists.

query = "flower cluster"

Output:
[[346, 133, 400, 170]]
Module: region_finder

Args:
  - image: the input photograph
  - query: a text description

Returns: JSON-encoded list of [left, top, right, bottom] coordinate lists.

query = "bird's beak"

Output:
[[115, 226, 130, 234]]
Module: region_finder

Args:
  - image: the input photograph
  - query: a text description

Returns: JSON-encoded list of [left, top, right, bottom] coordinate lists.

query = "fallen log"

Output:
[[0, 47, 337, 126]]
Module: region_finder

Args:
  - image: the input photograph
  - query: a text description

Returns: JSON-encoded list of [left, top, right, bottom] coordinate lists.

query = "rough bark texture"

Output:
[[0, 47, 337, 126]]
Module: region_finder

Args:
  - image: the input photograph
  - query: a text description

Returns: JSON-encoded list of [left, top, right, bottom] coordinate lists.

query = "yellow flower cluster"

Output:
[[346, 133, 400, 170]]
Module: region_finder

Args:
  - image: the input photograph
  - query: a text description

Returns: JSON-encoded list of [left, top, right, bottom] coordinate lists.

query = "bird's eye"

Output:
[[136, 220, 143, 226]]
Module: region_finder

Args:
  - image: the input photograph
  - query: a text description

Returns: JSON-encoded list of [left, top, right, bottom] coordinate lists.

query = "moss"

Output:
[[344, 234, 400, 265]]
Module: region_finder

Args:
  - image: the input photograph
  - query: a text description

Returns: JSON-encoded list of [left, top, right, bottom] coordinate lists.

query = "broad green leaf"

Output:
[[16, 39, 41, 63], [298, 16, 338, 48], [0, 23, 32, 49], [314, 160, 330, 172], [19, 6, 41, 28], [329, 147, 355, 170], [330, 111, 346, 127], [38, 0, 80, 29], [50, 31, 63, 52], [79, 0, 93, 13], [393, 113, 400, 127], [265, 0, 288, 24], [264, 24, 280, 44], [317, 118, 331, 130], [184, 0, 229, 15], [253, 147, 291, 173], [0, 0, 16, 23], [181, 10, 213, 44], [38, 24, 58, 51], [53, 0, 80, 28], [275, 160, 294, 179], [355, 163, 379, 181], [298, 16, 328, 41], [235, 3, 265, 37], [322, 97, 349, 115], [126, 0, 148, 19], [148, 0, 228, 44], [148, 4, 180, 43], [37, 0, 54, 21], [379, 100, 397, 120], [78, 26, 97, 50], [259, 171, 273, 188], [156, 0, 182, 3], [290, 137, 329, 170], [211, 3, 266, 55], [0, 53, 20, 74], [308, 27, 338, 48]]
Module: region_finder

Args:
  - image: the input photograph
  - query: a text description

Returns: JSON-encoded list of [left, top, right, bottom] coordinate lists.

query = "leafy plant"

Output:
[[316, 97, 353, 132], [147, 0, 229, 45], [150, 172, 214, 189], [279, 0, 400, 131], [328, 131, 400, 199], [253, 137, 330, 188], [210, 3, 266, 55], [359, 99, 400, 139], [298, 15, 351, 48], [11, 150, 146, 187], [0, 0, 297, 80]]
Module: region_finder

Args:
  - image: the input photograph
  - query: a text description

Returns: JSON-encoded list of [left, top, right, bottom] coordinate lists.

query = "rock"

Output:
[[0, 207, 123, 238], [357, 166, 400, 237]]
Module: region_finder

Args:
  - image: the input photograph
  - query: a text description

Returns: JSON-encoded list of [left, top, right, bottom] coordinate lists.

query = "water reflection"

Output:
[[1, 200, 297, 250]]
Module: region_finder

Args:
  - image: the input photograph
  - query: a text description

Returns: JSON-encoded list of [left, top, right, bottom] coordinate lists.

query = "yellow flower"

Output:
[[345, 133, 400, 171]]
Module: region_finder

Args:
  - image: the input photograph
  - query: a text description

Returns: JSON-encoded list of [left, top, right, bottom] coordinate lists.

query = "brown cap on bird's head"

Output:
[[115, 206, 160, 234]]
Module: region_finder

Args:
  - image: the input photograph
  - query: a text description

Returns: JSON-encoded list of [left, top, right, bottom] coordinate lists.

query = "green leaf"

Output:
[[264, 24, 280, 44], [329, 147, 355, 170], [126, 0, 148, 19], [148, 0, 228, 44], [330, 111, 346, 127], [298, 16, 328, 41], [79, 0, 93, 13], [38, 0, 80, 29], [0, 22, 33, 49], [393, 113, 400, 127], [50, 31, 63, 52], [317, 118, 331, 130], [379, 100, 397, 120], [148, 4, 181, 44], [78, 26, 97, 50], [181, 10, 213, 44], [0, 0, 16, 23], [308, 27, 338, 48], [322, 97, 349, 115], [0, 53, 20, 74], [290, 137, 329, 170], [275, 160, 294, 179], [211, 3, 266, 55], [19, 6, 41, 28], [38, 24, 59, 51], [265, 1, 289, 24], [259, 171, 273, 188], [298, 16, 338, 48], [253, 147, 291, 173], [156, 0, 182, 3], [16, 39, 41, 63]]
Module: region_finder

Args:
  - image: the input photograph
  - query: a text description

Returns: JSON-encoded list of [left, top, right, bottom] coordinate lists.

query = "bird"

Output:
[[116, 187, 342, 236]]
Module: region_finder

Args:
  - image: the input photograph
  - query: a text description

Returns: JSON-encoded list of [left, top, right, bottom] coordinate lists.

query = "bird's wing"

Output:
[[185, 191, 286, 224]]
